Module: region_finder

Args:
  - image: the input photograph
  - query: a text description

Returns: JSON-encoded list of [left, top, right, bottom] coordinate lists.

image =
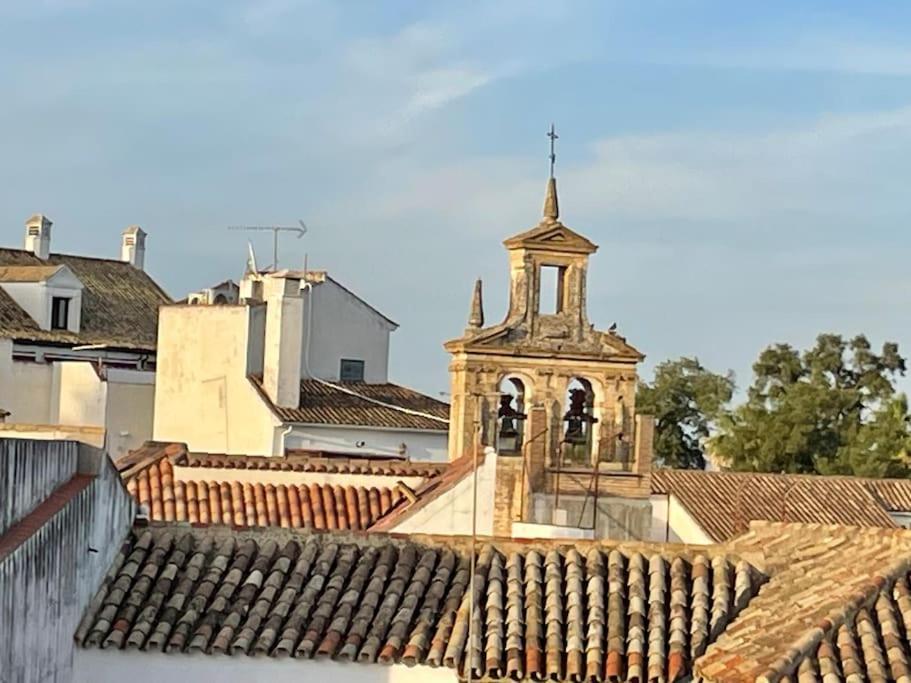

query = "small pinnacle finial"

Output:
[[543, 124, 560, 220], [543, 177, 559, 220], [467, 278, 484, 330]]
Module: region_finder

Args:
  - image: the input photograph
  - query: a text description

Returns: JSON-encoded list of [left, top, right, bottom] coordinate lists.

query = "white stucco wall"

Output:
[[7, 360, 54, 423], [153, 305, 280, 455], [53, 362, 107, 427], [75, 650, 457, 683], [303, 278, 394, 383], [284, 424, 448, 461], [104, 370, 155, 460], [511, 521, 595, 540], [45, 363, 155, 460], [1, 269, 83, 332], [0, 338, 13, 413], [391, 448, 497, 536], [649, 494, 715, 544]]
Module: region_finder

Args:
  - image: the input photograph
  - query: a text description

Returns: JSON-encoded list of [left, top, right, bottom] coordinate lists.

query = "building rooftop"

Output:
[[74, 520, 911, 682], [651, 468, 911, 542], [0, 248, 171, 351], [253, 378, 451, 431]]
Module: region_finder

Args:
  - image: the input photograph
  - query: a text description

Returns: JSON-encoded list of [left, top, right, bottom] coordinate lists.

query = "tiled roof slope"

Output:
[[651, 468, 911, 542], [254, 378, 450, 431], [124, 450, 405, 531], [699, 522, 911, 682], [0, 248, 171, 351], [75, 527, 759, 681]]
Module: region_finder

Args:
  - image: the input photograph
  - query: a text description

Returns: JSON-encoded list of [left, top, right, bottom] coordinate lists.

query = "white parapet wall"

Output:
[[75, 650, 459, 683]]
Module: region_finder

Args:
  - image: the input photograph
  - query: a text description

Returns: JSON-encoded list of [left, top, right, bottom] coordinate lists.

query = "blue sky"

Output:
[[2, 1, 911, 396]]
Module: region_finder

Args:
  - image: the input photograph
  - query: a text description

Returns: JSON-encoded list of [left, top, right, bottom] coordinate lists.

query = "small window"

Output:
[[339, 359, 365, 382], [51, 297, 70, 330], [539, 265, 565, 314]]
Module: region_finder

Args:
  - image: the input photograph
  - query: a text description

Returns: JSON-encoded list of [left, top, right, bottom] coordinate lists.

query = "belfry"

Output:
[[444, 128, 654, 535]]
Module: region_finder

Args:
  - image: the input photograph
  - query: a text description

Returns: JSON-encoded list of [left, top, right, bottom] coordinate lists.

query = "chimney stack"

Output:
[[261, 273, 303, 408], [121, 226, 147, 270], [24, 214, 52, 260]]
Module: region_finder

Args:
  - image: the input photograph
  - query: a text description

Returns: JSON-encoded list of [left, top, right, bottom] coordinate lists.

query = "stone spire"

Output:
[[543, 177, 559, 220], [467, 278, 484, 330], [544, 123, 559, 220]]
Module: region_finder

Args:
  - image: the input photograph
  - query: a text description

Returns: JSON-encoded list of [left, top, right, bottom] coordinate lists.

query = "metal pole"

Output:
[[273, 229, 279, 270], [467, 415, 480, 682]]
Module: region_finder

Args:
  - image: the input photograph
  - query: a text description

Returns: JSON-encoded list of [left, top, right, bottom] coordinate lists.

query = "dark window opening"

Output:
[[51, 297, 70, 330], [539, 265, 566, 314], [340, 359, 365, 382]]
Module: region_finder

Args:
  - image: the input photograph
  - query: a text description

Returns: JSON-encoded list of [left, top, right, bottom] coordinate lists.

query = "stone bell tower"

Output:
[[444, 140, 654, 534]]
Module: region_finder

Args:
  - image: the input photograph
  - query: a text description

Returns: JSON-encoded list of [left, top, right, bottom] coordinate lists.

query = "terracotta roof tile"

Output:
[[77, 528, 758, 681], [127, 458, 402, 531], [651, 469, 911, 541]]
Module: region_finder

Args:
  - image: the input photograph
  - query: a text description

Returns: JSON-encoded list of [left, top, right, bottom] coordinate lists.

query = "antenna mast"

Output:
[[227, 220, 307, 270]]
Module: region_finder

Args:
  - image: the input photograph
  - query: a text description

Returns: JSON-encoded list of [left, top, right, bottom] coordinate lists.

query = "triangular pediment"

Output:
[[503, 220, 598, 255]]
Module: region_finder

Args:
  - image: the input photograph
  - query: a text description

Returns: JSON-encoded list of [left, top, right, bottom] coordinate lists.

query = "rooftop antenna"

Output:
[[228, 220, 307, 270]]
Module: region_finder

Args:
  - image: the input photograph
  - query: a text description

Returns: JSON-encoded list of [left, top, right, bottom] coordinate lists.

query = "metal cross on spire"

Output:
[[547, 123, 559, 178]]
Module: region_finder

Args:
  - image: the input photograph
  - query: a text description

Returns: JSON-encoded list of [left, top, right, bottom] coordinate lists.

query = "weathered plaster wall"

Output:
[[104, 373, 155, 460], [7, 360, 54, 423], [74, 650, 457, 683], [0, 338, 13, 414], [153, 305, 279, 455], [531, 492, 652, 541], [53, 361, 107, 427]]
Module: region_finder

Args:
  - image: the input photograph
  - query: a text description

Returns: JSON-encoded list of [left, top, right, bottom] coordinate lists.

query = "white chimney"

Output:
[[121, 225, 147, 270], [261, 273, 303, 408], [24, 214, 52, 260]]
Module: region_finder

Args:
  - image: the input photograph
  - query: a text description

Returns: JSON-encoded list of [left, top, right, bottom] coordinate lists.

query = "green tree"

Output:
[[712, 334, 911, 476], [637, 357, 735, 469]]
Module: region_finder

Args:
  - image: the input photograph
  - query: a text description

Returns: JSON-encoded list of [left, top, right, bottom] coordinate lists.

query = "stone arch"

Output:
[[561, 376, 602, 466], [497, 373, 531, 453]]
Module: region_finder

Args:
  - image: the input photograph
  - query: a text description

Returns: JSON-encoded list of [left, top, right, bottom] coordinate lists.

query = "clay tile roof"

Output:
[[75, 527, 762, 681], [0, 247, 171, 351], [125, 456, 404, 531], [698, 522, 911, 682], [252, 378, 450, 431], [651, 468, 911, 542]]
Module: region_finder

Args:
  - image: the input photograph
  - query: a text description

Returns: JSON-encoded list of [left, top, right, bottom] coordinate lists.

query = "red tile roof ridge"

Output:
[[0, 474, 94, 561]]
